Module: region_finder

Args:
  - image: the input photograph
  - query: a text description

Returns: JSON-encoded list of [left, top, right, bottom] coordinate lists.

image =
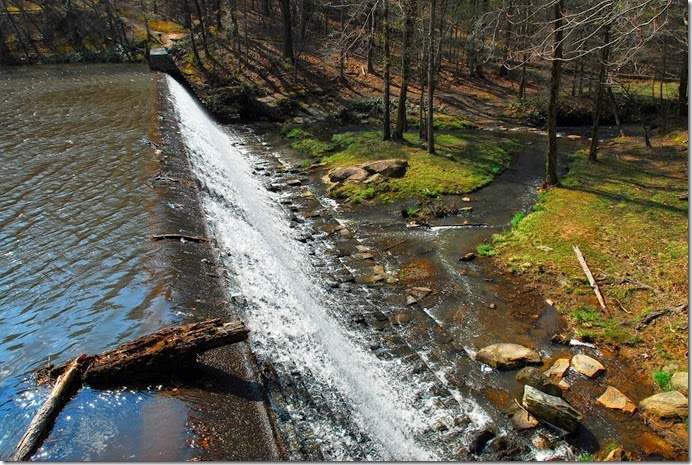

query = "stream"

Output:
[[168, 75, 646, 460], [0, 64, 669, 460]]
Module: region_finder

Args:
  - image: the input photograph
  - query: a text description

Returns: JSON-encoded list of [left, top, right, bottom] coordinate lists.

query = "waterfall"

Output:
[[165, 76, 498, 460]]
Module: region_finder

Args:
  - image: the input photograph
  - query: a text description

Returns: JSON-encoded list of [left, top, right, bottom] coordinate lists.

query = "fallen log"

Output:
[[11, 355, 87, 461], [573, 246, 610, 317], [44, 318, 249, 386]]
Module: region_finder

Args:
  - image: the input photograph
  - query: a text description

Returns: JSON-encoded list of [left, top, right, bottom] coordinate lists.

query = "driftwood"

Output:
[[573, 246, 610, 317], [624, 303, 688, 330], [152, 233, 211, 243], [11, 356, 87, 462], [15, 319, 248, 461], [45, 318, 248, 385]]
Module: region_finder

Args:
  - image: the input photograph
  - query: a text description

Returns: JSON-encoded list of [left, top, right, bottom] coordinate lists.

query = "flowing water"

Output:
[[166, 75, 584, 460], [0, 64, 668, 460]]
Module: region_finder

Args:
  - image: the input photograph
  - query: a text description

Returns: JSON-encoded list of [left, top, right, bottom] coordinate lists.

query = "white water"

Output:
[[165, 76, 497, 460]]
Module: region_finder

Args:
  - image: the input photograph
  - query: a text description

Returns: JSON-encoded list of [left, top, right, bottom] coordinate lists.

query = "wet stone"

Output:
[[512, 410, 539, 430], [597, 386, 637, 414], [570, 353, 605, 378], [544, 357, 570, 380]]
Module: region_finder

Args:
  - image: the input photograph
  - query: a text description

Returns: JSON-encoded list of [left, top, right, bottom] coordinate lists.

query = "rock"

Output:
[[604, 448, 630, 461], [522, 385, 583, 433], [516, 367, 563, 397], [407, 287, 432, 300], [639, 391, 688, 419], [639, 432, 677, 459], [364, 173, 383, 184], [328, 166, 369, 183], [597, 386, 637, 414], [361, 159, 408, 178], [468, 428, 495, 455], [516, 367, 543, 386], [544, 357, 570, 380], [512, 410, 539, 430], [460, 252, 476, 262], [670, 371, 688, 394], [476, 343, 542, 370], [551, 333, 570, 345], [286, 178, 302, 186], [571, 353, 605, 378]]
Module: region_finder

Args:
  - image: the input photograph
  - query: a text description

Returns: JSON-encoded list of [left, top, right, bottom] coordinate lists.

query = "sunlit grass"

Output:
[[315, 130, 519, 202], [493, 132, 688, 364]]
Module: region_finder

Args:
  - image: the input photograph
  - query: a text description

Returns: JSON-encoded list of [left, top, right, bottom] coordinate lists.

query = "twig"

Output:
[[382, 238, 409, 252], [573, 246, 610, 317], [152, 233, 211, 243]]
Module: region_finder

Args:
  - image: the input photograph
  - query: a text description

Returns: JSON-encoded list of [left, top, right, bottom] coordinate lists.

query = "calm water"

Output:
[[0, 64, 188, 460]]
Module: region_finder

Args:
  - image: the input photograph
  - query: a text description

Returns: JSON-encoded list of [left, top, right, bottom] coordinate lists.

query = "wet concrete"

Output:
[[149, 74, 283, 460]]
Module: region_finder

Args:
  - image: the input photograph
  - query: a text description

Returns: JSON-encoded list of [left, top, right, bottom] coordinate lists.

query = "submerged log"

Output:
[[15, 319, 248, 461], [11, 355, 87, 461], [45, 318, 249, 386]]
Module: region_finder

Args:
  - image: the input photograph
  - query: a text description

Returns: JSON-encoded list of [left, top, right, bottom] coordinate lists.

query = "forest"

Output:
[[0, 0, 688, 460]]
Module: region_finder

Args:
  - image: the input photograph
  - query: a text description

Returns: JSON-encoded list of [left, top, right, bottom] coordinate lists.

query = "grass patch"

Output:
[[147, 20, 185, 33], [652, 370, 673, 391], [322, 130, 520, 202], [511, 212, 526, 229], [477, 243, 496, 257], [492, 132, 688, 371]]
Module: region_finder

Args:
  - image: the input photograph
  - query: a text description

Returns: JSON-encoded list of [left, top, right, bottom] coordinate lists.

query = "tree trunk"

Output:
[[518, 53, 527, 100], [419, 35, 427, 141], [426, 0, 436, 154], [382, 0, 391, 141], [280, 0, 294, 64], [184, 0, 205, 69], [394, 0, 415, 141], [589, 24, 610, 162], [366, 2, 376, 74], [679, 51, 688, 116], [607, 85, 625, 137], [544, 0, 563, 188], [261, 0, 270, 16], [11, 356, 87, 462], [44, 319, 249, 386]]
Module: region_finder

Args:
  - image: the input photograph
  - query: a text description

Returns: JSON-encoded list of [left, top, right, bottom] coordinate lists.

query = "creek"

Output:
[[0, 64, 665, 460]]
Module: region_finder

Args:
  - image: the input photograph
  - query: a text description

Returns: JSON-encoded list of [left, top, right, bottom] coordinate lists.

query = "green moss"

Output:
[[323, 130, 520, 202]]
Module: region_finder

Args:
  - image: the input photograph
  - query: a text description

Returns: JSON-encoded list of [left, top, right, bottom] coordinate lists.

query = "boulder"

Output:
[[670, 371, 688, 394], [328, 166, 370, 183], [544, 357, 570, 380], [476, 343, 541, 370], [597, 386, 637, 414], [511, 410, 539, 430], [522, 385, 583, 433], [639, 391, 688, 419], [516, 367, 563, 397], [570, 353, 605, 378], [361, 159, 408, 178]]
